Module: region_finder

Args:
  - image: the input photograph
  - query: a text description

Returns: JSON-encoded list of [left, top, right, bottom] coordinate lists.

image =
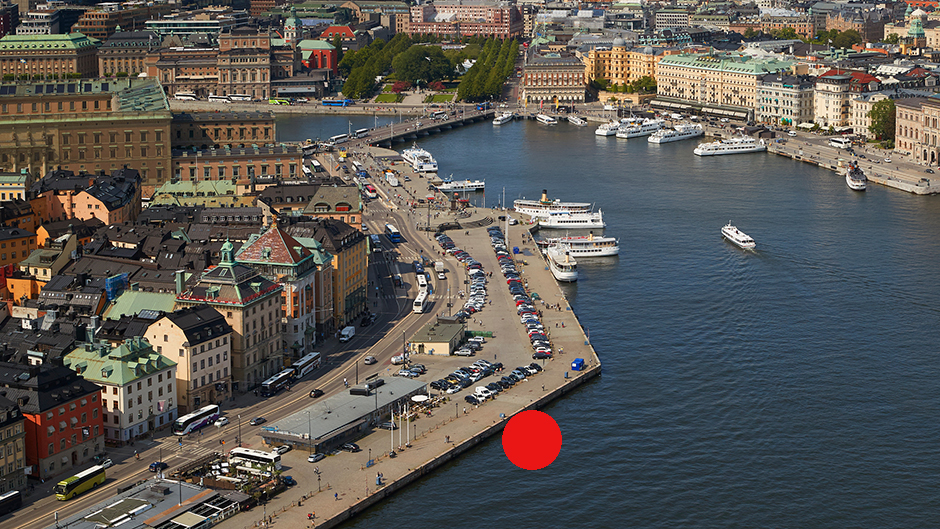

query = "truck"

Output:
[[385, 173, 400, 187], [339, 326, 355, 343], [435, 261, 445, 280]]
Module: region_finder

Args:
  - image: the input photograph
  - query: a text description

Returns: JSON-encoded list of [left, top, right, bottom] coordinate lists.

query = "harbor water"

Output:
[[278, 115, 940, 528]]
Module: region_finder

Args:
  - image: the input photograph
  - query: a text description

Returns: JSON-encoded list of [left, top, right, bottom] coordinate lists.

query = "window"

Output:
[[180, 348, 185, 357], [93, 408, 98, 419], [48, 443, 54, 456]]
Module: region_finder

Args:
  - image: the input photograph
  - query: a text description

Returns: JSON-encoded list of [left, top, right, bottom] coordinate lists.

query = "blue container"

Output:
[[571, 358, 585, 371], [513, 246, 520, 254]]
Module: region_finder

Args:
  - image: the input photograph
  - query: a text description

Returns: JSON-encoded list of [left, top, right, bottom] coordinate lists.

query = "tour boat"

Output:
[[694, 136, 767, 156], [401, 143, 438, 172], [721, 222, 756, 249], [536, 114, 558, 125], [493, 112, 514, 125], [648, 123, 705, 144], [513, 189, 593, 218], [595, 121, 620, 136], [844, 160, 867, 191], [616, 118, 665, 139], [547, 244, 578, 282], [567, 115, 588, 127], [538, 210, 606, 229], [537, 232, 619, 257], [435, 177, 485, 192]]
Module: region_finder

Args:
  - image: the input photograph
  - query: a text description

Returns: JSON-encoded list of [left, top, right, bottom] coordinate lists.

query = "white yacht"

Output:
[[539, 210, 606, 229], [694, 136, 766, 156], [401, 143, 438, 172], [514, 190, 593, 218], [567, 115, 588, 127], [649, 123, 705, 144], [721, 222, 756, 249], [595, 121, 620, 136], [844, 160, 867, 191], [536, 114, 557, 125], [435, 177, 485, 192], [537, 232, 619, 257], [493, 112, 514, 125], [546, 244, 578, 282], [616, 118, 665, 139]]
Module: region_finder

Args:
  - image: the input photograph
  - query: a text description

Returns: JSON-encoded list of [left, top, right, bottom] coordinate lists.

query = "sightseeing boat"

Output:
[[595, 121, 620, 136], [536, 114, 558, 125], [694, 136, 767, 156], [616, 118, 665, 139], [567, 115, 588, 127], [648, 123, 705, 144], [721, 222, 756, 249], [493, 112, 514, 125], [547, 244, 578, 282], [539, 210, 606, 230], [435, 177, 485, 192], [844, 160, 867, 191], [401, 143, 438, 172], [514, 190, 593, 218], [536, 232, 619, 257]]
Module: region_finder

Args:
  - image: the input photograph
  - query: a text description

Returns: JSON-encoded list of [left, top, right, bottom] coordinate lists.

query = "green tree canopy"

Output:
[[630, 76, 656, 94], [832, 29, 862, 49], [391, 45, 452, 85], [868, 98, 896, 141], [884, 33, 900, 45]]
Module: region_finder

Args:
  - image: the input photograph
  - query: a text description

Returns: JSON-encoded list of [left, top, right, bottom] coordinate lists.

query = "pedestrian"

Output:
[[344, 378, 348, 387], [463, 407, 467, 414], [335, 493, 339, 501]]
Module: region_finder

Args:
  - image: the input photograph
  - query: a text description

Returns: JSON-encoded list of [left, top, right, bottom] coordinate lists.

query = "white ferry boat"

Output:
[[435, 177, 485, 193], [536, 114, 557, 125], [648, 123, 704, 144], [721, 222, 756, 249], [401, 143, 438, 172], [539, 210, 606, 229], [616, 118, 665, 139], [546, 244, 578, 282], [537, 232, 619, 257], [693, 136, 766, 156], [595, 121, 620, 136], [844, 160, 867, 191], [567, 115, 588, 127], [513, 190, 593, 218], [493, 112, 514, 125]]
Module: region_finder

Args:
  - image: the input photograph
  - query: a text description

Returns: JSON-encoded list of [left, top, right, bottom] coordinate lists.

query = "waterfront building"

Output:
[[813, 69, 881, 128], [71, 2, 172, 41], [895, 96, 940, 165], [217, 27, 294, 101], [583, 38, 680, 88], [172, 111, 276, 150], [0, 78, 171, 184], [0, 395, 26, 493], [0, 32, 98, 78], [63, 337, 177, 445], [97, 29, 160, 77], [522, 51, 586, 105], [170, 145, 303, 184], [756, 73, 815, 127], [144, 46, 219, 99], [144, 8, 251, 38], [407, 0, 523, 39], [144, 305, 232, 415], [175, 240, 284, 393], [851, 89, 933, 140]]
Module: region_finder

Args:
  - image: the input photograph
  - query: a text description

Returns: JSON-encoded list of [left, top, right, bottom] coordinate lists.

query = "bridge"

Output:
[[365, 109, 496, 147]]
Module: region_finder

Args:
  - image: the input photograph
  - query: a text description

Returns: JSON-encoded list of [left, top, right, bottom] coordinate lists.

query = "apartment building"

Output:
[[756, 73, 815, 126], [0, 32, 98, 78]]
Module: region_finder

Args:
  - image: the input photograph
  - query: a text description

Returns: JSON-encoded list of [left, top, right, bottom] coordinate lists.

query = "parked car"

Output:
[[341, 443, 361, 453], [282, 475, 297, 486], [214, 417, 230, 427], [378, 422, 398, 430], [276, 445, 292, 455], [308, 453, 325, 463], [249, 417, 266, 426], [149, 461, 169, 472], [101, 459, 114, 469]]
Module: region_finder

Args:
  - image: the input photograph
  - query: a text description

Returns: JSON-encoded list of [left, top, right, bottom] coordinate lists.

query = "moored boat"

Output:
[[595, 121, 620, 136], [649, 123, 705, 144], [694, 136, 766, 156], [401, 143, 439, 172], [513, 189, 593, 218], [843, 160, 867, 191], [616, 118, 665, 139], [721, 222, 756, 249], [435, 177, 485, 192], [539, 210, 606, 229], [536, 114, 558, 125], [536, 232, 619, 257], [567, 115, 588, 127], [493, 112, 514, 125], [547, 244, 578, 282]]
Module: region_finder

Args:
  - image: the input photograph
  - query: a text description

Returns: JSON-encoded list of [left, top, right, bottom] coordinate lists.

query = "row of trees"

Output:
[[742, 27, 863, 49], [456, 38, 519, 102], [591, 76, 656, 94]]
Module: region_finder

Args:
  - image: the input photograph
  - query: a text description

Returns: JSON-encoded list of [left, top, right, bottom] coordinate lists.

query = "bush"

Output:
[[2, 74, 13, 81], [116, 72, 128, 78]]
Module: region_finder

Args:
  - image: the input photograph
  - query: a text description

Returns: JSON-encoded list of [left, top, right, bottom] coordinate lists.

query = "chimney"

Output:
[[175, 270, 185, 294], [541, 189, 548, 202]]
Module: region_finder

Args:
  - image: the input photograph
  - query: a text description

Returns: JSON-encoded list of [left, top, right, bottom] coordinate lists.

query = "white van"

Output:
[[788, 130, 798, 137]]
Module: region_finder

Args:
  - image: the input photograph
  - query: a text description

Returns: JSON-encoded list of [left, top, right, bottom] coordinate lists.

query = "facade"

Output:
[[0, 32, 99, 78], [827, 8, 887, 44], [654, 9, 690, 30], [0, 170, 30, 200], [71, 2, 173, 41], [298, 39, 338, 74], [97, 30, 160, 77], [0, 226, 35, 268], [64, 337, 177, 445], [171, 146, 302, 183], [144, 9, 250, 38], [584, 39, 679, 87], [814, 69, 881, 128], [408, 318, 465, 356], [760, 14, 816, 38], [895, 96, 940, 165], [31, 166, 142, 224], [0, 3, 18, 39], [250, 0, 285, 17], [0, 78, 171, 184], [172, 111, 276, 150], [0, 396, 26, 494], [175, 241, 284, 392], [521, 52, 586, 104], [756, 73, 815, 126], [16, 8, 62, 34], [145, 306, 233, 415], [407, 1, 523, 39], [341, 1, 410, 24], [145, 46, 219, 99]]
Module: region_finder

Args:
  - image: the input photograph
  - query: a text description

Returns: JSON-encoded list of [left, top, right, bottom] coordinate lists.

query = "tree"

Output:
[[868, 98, 896, 141], [428, 80, 446, 91], [743, 28, 756, 39], [333, 34, 344, 63], [776, 27, 798, 40], [832, 29, 862, 49], [630, 76, 656, 94], [391, 80, 411, 93], [884, 33, 900, 45], [391, 45, 452, 85]]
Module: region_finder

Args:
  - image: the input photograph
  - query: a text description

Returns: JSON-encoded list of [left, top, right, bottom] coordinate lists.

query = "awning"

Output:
[[797, 122, 815, 129]]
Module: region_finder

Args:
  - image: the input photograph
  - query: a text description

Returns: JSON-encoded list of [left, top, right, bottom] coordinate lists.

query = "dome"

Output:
[[612, 37, 626, 48], [912, 7, 927, 17]]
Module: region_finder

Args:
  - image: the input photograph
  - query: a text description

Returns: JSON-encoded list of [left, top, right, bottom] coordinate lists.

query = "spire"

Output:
[[221, 239, 234, 264]]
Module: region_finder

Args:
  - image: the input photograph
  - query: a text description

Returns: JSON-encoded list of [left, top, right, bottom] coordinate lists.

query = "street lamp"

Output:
[[306, 411, 311, 454], [237, 414, 242, 447]]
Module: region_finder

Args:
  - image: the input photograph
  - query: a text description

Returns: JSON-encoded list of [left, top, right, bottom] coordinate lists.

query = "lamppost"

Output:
[[237, 414, 242, 447], [402, 330, 406, 356], [316, 468, 321, 492], [306, 411, 311, 454]]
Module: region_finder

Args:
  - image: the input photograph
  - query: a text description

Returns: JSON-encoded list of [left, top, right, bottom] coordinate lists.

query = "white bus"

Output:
[[416, 274, 428, 292], [354, 128, 369, 138], [311, 160, 322, 171], [413, 290, 429, 313], [291, 352, 322, 379], [229, 447, 282, 471], [329, 134, 348, 145], [431, 111, 447, 120], [229, 94, 252, 101], [174, 92, 198, 101], [208, 95, 231, 103], [828, 137, 852, 149], [172, 404, 220, 435]]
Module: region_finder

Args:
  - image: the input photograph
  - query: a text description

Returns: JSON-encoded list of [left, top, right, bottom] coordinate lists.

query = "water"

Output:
[[278, 116, 940, 527]]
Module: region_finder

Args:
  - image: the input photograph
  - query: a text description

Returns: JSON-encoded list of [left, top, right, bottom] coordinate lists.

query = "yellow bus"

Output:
[[54, 465, 106, 500], [268, 98, 292, 105]]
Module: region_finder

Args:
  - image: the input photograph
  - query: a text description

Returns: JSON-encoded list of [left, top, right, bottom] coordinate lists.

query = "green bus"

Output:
[[54, 465, 106, 500], [268, 98, 292, 105]]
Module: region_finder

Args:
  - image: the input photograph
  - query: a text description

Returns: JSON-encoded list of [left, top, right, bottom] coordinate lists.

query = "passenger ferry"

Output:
[[536, 232, 619, 257], [539, 210, 606, 229], [536, 114, 558, 125], [721, 222, 756, 249], [595, 121, 620, 136], [401, 143, 438, 172], [513, 190, 593, 218], [567, 115, 588, 127], [493, 112, 514, 125], [546, 244, 578, 282], [648, 123, 704, 144], [616, 118, 665, 139], [435, 177, 485, 192], [693, 136, 766, 156], [843, 160, 867, 191]]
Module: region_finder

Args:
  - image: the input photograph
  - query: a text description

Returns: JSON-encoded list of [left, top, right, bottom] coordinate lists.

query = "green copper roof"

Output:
[[105, 291, 180, 320], [65, 337, 177, 386], [291, 236, 334, 266], [658, 53, 792, 75], [0, 32, 99, 51], [298, 39, 335, 50]]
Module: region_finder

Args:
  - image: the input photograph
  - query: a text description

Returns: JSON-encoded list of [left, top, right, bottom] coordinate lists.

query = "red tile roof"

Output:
[[238, 225, 312, 264]]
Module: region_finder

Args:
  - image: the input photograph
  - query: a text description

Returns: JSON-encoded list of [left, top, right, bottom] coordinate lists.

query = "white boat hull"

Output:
[[846, 175, 867, 191], [649, 126, 704, 144], [721, 224, 755, 249], [567, 116, 588, 127], [493, 113, 513, 125], [547, 246, 578, 282], [536, 114, 557, 125], [539, 214, 606, 229], [595, 128, 617, 136], [695, 146, 766, 156]]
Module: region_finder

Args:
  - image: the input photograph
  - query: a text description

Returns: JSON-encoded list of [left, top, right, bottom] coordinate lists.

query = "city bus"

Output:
[[413, 290, 429, 314], [229, 447, 282, 471], [329, 134, 348, 145], [430, 111, 447, 120], [354, 128, 370, 138], [828, 137, 852, 149], [208, 95, 231, 103], [174, 92, 198, 101], [370, 234, 382, 253], [54, 466, 106, 500], [416, 274, 428, 292], [0, 490, 22, 515], [364, 184, 378, 199], [260, 369, 295, 397], [311, 159, 323, 172], [385, 224, 401, 243], [269, 98, 292, 105], [322, 99, 354, 107], [172, 404, 221, 436], [291, 352, 322, 380], [229, 94, 252, 101]]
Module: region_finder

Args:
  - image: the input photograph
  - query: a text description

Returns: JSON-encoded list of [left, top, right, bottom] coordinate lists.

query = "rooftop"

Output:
[[64, 337, 176, 386], [0, 32, 99, 51], [104, 291, 179, 320]]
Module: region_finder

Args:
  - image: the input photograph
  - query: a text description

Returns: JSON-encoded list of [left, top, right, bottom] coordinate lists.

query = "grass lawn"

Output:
[[374, 93, 403, 103], [428, 94, 454, 103], [382, 85, 395, 92]]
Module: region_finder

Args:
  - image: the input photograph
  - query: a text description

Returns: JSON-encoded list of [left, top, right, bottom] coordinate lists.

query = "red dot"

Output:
[[502, 410, 562, 470]]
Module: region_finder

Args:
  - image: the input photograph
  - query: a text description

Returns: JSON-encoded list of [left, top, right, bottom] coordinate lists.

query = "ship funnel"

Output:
[[541, 189, 548, 202]]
